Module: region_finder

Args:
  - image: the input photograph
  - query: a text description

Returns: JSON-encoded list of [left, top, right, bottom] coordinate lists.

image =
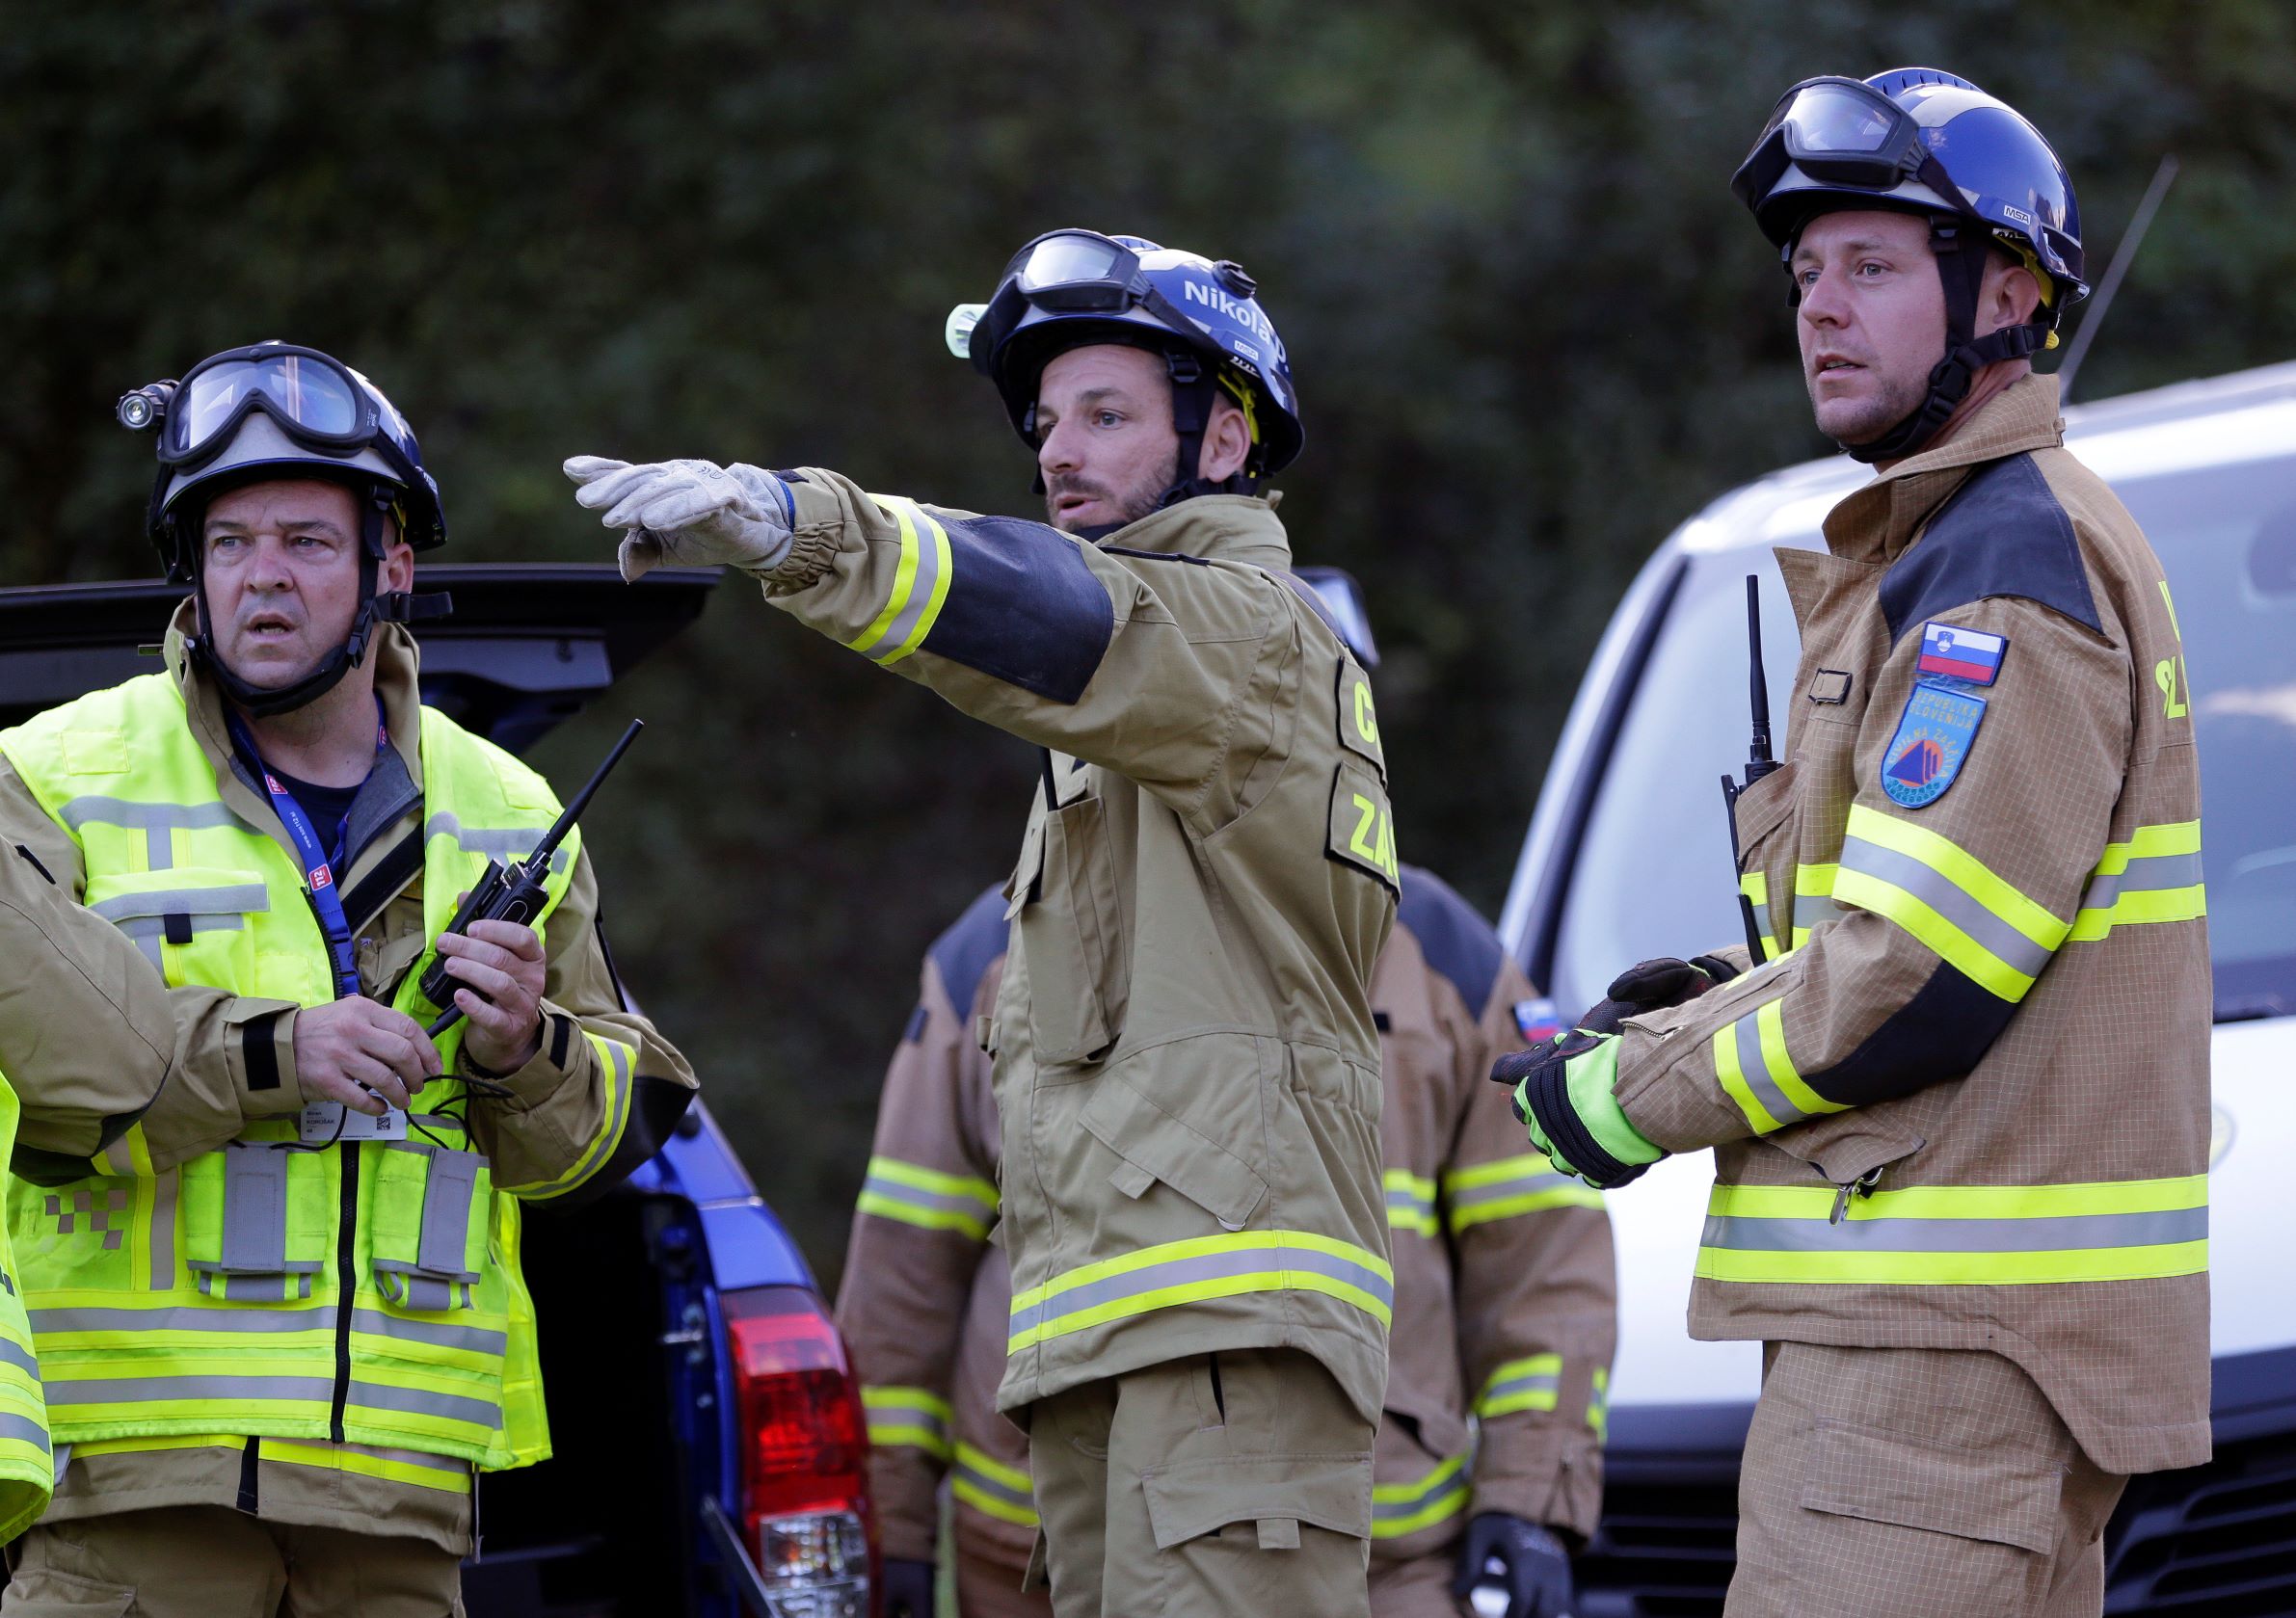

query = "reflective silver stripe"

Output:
[[1838, 835, 2056, 979], [48, 1374, 333, 1405], [1731, 1010, 1814, 1129], [61, 798, 243, 868], [1481, 1370, 1558, 1406], [89, 884, 268, 922], [422, 813, 568, 872], [337, 1442, 468, 1474], [33, 1305, 335, 1336], [867, 1397, 949, 1443], [1748, 900, 1775, 950], [872, 500, 952, 664], [1008, 1244, 1394, 1339], [149, 1168, 177, 1292], [1794, 894, 1849, 932], [0, 1415, 46, 1448], [0, 1339, 40, 1381], [1701, 1206, 2209, 1254], [374, 1272, 459, 1312], [2079, 851, 2205, 910], [1444, 1172, 1576, 1217], [1373, 1464, 1468, 1525], [346, 1380, 500, 1429], [220, 1144, 288, 1273], [112, 914, 243, 968], [418, 1151, 482, 1278], [953, 1453, 1032, 1512], [350, 1311, 507, 1357], [862, 1174, 997, 1226]]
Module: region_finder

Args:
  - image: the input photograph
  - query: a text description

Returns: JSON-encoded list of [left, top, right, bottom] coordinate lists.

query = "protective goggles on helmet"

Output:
[[1730, 75, 1967, 221], [949, 228, 1208, 375], [121, 343, 388, 470]]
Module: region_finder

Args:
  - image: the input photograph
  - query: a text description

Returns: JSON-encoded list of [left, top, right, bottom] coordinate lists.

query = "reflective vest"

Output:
[[0, 1078, 53, 1538], [0, 672, 580, 1471]]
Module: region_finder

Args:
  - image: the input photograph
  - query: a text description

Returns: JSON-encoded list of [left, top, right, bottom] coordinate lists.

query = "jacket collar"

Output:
[[164, 599, 427, 864], [1099, 494, 1294, 572], [1821, 372, 2067, 566]]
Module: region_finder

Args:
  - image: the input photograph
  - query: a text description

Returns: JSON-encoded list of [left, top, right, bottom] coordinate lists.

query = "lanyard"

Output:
[[227, 703, 388, 1002]]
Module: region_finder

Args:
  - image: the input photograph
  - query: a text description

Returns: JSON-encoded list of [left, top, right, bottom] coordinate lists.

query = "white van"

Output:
[[1499, 362, 2296, 1615]]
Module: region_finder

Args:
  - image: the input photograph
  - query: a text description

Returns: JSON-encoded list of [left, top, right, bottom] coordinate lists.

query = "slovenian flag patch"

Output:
[[1916, 622, 2006, 685]]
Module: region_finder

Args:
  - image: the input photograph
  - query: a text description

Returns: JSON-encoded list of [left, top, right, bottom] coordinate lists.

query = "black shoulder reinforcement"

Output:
[[1396, 864, 1506, 1015], [1802, 960, 2018, 1109], [1881, 452, 2102, 645], [928, 883, 1010, 1021], [921, 514, 1115, 704]]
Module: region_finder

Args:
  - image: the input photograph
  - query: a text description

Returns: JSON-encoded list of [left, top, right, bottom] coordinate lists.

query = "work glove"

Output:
[[878, 1557, 936, 1618], [1451, 1512, 1577, 1618], [1491, 1029, 1663, 1190], [563, 455, 796, 581], [1576, 954, 1739, 1035]]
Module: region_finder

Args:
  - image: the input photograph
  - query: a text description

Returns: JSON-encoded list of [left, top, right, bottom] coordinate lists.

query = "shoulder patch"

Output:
[[1915, 622, 2006, 686], [1335, 659, 1385, 781], [927, 882, 1010, 1019], [1396, 864, 1506, 1013], [1326, 765, 1400, 893], [1880, 453, 2101, 644], [1881, 681, 1988, 809]]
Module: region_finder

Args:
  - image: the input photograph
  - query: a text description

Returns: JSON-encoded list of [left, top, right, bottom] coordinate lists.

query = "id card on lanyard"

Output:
[[227, 703, 406, 1142]]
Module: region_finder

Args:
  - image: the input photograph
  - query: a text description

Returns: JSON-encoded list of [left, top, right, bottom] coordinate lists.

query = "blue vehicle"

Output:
[[0, 565, 873, 1618]]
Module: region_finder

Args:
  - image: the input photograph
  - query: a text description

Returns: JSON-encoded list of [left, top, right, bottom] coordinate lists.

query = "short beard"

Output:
[[1043, 452, 1183, 535], [1813, 361, 1936, 449]]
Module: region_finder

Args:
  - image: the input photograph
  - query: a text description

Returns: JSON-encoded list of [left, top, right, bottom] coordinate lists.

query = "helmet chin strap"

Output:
[[1838, 215, 2052, 465], [185, 484, 453, 720]]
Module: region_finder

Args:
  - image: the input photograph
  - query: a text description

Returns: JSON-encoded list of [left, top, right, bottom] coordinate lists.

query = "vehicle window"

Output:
[[1551, 455, 2296, 1022]]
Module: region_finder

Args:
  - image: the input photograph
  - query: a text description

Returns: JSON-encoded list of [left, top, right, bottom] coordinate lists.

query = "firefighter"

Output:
[[0, 343, 696, 1615], [839, 573, 1615, 1618], [572, 231, 1395, 1615], [1499, 70, 2209, 1617]]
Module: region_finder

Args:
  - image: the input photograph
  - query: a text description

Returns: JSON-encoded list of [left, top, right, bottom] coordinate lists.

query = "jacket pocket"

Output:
[[1143, 1452, 1374, 1551], [180, 1142, 328, 1302], [367, 1142, 492, 1313], [81, 865, 268, 991], [1764, 1115, 1927, 1193], [1079, 1076, 1268, 1232], [1016, 796, 1129, 1065], [1802, 1420, 2063, 1555], [1728, 761, 1800, 964]]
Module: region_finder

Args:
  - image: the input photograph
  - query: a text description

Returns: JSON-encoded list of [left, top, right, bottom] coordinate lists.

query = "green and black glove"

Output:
[[1576, 954, 1740, 1035], [1491, 1028, 1664, 1189]]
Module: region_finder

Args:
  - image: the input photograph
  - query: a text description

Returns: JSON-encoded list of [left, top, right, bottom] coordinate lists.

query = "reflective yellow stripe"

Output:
[[1696, 1176, 2209, 1286], [1383, 1170, 1438, 1237], [951, 1441, 1039, 1527], [857, 1155, 1000, 1240], [1834, 806, 2067, 1001], [852, 497, 954, 667], [1588, 1366, 1610, 1442], [1739, 870, 1778, 962], [500, 1031, 634, 1199], [1372, 1453, 1469, 1537], [1477, 1353, 1561, 1419], [1753, 996, 1843, 1124], [862, 1385, 952, 1459], [1790, 862, 1843, 949], [2069, 821, 2205, 942], [1711, 1018, 1782, 1136], [263, 1439, 472, 1494], [1440, 1154, 1604, 1231], [1008, 1232, 1393, 1352]]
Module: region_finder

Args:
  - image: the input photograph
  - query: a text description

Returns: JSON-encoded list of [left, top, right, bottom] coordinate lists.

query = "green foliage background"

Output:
[[6, 1, 2292, 1282]]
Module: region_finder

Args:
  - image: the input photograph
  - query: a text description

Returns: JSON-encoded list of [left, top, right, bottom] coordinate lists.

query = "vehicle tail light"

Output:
[[723, 1286, 873, 1617]]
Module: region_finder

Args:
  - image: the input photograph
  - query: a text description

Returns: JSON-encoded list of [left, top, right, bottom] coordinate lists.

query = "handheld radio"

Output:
[[421, 719, 644, 1038], [1718, 575, 1777, 963]]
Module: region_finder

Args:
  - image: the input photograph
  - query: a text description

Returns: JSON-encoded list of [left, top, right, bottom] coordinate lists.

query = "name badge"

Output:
[[300, 1101, 408, 1144]]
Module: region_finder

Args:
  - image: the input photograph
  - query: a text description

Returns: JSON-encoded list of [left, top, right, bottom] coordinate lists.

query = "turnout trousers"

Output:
[[1, 1508, 464, 1617], [1024, 1347, 1375, 1618], [1726, 1342, 2127, 1618]]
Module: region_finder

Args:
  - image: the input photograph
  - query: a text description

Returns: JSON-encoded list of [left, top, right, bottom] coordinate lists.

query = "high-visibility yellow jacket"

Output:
[[1612, 375, 2211, 1475], [759, 481, 1396, 1427], [0, 615, 695, 1542]]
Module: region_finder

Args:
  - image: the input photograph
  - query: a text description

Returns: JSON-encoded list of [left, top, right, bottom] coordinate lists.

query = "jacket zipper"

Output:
[[330, 1141, 360, 1442]]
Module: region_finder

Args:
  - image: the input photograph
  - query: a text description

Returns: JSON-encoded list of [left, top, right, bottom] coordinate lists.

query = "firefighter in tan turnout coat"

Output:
[[1502, 72, 2209, 1617], [573, 231, 1397, 1615], [840, 585, 1615, 1618]]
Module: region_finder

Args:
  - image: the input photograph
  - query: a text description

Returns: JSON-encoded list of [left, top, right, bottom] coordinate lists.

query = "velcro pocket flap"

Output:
[[1079, 1077, 1268, 1233], [84, 866, 270, 923], [1144, 1453, 1373, 1550], [1729, 757, 1800, 857], [1802, 1422, 2062, 1554]]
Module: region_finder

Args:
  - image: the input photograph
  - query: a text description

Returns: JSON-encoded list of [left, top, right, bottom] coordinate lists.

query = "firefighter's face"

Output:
[[1032, 345, 1186, 534], [200, 478, 410, 690], [1791, 210, 1949, 447]]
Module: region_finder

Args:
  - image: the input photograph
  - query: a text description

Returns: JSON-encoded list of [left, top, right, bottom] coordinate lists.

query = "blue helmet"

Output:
[[1731, 69, 2089, 461], [948, 229, 1304, 498]]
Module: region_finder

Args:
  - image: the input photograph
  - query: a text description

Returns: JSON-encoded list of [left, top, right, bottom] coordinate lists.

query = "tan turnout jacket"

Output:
[[0, 614, 697, 1550], [1610, 376, 2211, 1475], [838, 867, 1615, 1571], [761, 480, 1396, 1426]]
